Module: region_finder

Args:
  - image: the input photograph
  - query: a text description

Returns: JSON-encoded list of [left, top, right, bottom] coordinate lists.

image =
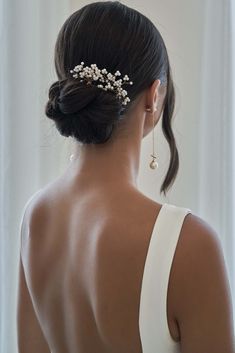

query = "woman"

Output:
[[17, 1, 235, 352]]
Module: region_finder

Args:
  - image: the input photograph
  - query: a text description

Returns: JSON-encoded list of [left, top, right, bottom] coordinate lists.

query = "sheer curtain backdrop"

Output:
[[0, 1, 72, 352], [0, 0, 235, 352], [197, 0, 235, 319]]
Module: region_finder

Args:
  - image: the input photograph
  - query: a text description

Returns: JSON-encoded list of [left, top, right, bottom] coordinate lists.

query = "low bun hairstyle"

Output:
[[45, 1, 179, 196], [46, 78, 124, 144]]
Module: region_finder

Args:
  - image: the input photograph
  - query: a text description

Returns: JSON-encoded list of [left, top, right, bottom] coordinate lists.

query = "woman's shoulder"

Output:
[[169, 210, 234, 350], [169, 208, 224, 299], [168, 208, 234, 341], [175, 210, 222, 262], [157, 201, 221, 255], [20, 188, 45, 228]]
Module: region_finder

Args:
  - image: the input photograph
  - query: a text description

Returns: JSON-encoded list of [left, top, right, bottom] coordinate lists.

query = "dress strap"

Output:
[[139, 203, 192, 352]]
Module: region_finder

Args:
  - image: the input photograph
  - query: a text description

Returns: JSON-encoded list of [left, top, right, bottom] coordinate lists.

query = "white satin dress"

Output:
[[139, 203, 192, 352]]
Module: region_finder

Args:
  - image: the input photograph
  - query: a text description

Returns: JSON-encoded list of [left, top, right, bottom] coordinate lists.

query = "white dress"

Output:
[[139, 202, 192, 352]]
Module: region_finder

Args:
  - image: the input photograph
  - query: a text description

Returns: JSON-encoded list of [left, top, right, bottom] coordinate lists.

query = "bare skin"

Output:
[[17, 80, 235, 353]]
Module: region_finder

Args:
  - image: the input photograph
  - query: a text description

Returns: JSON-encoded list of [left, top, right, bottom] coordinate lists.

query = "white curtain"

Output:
[[0, 1, 72, 352], [0, 0, 234, 352], [197, 0, 235, 321]]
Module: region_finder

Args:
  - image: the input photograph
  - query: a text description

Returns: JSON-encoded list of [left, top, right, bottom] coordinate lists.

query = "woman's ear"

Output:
[[146, 79, 161, 111]]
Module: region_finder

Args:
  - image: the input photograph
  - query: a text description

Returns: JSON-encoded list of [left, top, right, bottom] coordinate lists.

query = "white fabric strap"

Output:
[[139, 203, 192, 353]]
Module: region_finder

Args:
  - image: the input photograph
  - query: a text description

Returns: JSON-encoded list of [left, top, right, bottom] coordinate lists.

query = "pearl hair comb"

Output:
[[69, 61, 133, 106]]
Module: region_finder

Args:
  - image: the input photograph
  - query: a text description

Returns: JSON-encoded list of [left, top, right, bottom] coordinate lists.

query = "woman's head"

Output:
[[45, 1, 178, 196]]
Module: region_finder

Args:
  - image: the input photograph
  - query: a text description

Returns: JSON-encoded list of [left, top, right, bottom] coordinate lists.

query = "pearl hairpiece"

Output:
[[69, 61, 133, 106]]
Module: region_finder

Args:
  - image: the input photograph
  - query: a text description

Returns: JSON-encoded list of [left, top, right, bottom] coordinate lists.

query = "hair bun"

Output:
[[45, 79, 124, 144]]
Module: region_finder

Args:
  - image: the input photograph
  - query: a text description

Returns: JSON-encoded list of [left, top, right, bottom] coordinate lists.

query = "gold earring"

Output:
[[145, 106, 159, 170]]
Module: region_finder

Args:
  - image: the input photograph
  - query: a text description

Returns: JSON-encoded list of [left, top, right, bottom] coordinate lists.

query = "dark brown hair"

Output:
[[45, 1, 179, 196]]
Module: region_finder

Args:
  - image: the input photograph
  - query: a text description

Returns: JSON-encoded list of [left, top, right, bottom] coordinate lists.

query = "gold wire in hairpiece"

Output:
[[69, 62, 133, 106]]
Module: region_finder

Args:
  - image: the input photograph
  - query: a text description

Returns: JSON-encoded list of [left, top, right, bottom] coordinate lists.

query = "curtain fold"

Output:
[[232, 0, 235, 322]]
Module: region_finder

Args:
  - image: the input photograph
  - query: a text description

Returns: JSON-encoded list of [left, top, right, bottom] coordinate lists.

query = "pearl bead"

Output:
[[150, 160, 158, 169], [70, 154, 74, 161]]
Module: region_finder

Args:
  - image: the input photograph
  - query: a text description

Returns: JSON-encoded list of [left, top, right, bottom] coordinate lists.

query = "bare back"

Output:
[[20, 177, 181, 353], [19, 176, 235, 353]]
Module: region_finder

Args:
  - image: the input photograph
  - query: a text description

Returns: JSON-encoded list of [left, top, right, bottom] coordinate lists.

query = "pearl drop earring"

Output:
[[146, 106, 159, 170]]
